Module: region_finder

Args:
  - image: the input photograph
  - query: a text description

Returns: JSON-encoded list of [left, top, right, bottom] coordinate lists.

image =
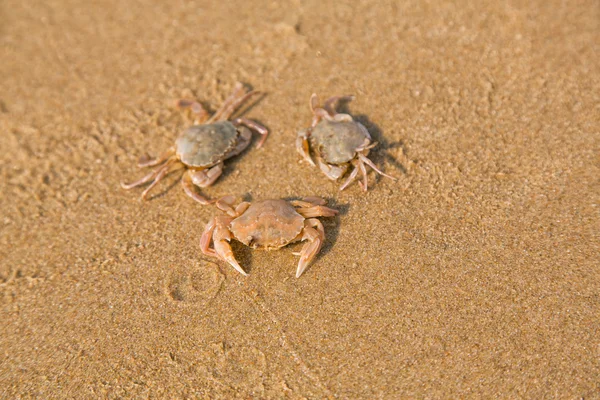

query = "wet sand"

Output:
[[1, 0, 599, 398]]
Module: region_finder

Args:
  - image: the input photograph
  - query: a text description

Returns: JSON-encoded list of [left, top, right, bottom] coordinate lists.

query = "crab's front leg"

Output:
[[296, 129, 315, 166], [201, 215, 247, 276], [214, 216, 248, 276], [316, 158, 348, 181], [181, 164, 223, 205], [296, 218, 326, 278]]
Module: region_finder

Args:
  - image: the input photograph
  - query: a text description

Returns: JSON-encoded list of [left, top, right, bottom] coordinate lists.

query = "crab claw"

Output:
[[213, 219, 248, 276], [296, 219, 325, 278], [215, 239, 248, 276], [201, 215, 248, 276]]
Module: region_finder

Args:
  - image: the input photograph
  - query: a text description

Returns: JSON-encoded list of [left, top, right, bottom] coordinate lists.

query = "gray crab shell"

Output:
[[310, 120, 369, 164], [175, 121, 238, 168]]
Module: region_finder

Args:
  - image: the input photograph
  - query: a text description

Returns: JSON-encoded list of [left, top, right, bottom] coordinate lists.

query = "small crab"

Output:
[[296, 94, 396, 191], [200, 197, 338, 278], [121, 82, 268, 204]]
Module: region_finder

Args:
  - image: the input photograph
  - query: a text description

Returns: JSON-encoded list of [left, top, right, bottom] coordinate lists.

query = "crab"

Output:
[[296, 93, 396, 191], [121, 82, 268, 204], [200, 196, 338, 278]]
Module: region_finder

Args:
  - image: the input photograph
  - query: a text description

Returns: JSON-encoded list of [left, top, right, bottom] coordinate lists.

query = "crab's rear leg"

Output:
[[121, 158, 177, 199], [121, 165, 164, 190], [339, 162, 360, 191], [358, 153, 396, 181], [296, 218, 326, 278], [218, 90, 261, 122], [138, 147, 175, 168], [208, 82, 246, 123], [139, 159, 178, 199], [292, 199, 338, 218]]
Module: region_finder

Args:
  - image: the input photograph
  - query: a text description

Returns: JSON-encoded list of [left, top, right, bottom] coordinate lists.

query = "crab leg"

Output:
[[141, 159, 177, 199], [292, 199, 338, 218], [339, 164, 360, 191], [121, 157, 175, 191], [233, 118, 269, 148], [357, 157, 369, 192], [311, 108, 333, 128], [309, 93, 334, 127], [181, 169, 217, 205], [215, 196, 251, 217], [298, 196, 327, 206], [214, 195, 237, 216], [121, 166, 164, 190], [316, 158, 348, 181], [213, 217, 248, 276], [177, 100, 210, 124], [309, 93, 320, 113], [201, 216, 246, 275], [217, 90, 261, 121], [358, 153, 396, 181], [295, 205, 338, 218], [296, 218, 325, 278], [189, 163, 223, 187], [200, 218, 218, 257], [137, 147, 175, 168], [296, 131, 315, 166], [207, 82, 245, 123]]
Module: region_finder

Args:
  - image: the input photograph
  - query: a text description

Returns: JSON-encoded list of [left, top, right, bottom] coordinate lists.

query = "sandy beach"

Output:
[[1, 0, 599, 398]]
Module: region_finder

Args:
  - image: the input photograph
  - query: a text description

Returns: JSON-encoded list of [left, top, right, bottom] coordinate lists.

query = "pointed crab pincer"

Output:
[[200, 197, 338, 278]]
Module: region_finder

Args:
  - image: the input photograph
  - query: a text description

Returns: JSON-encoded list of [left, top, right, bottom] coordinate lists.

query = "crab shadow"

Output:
[[335, 98, 408, 182], [306, 198, 349, 266]]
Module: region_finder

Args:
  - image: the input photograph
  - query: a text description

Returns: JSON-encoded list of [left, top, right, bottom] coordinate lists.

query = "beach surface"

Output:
[[1, 0, 599, 398]]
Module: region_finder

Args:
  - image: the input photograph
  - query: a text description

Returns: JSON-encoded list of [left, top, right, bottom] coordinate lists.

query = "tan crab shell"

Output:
[[175, 121, 238, 168], [310, 119, 369, 164], [230, 200, 305, 250]]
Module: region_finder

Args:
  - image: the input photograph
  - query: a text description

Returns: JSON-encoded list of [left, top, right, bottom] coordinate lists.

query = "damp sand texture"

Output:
[[1, 0, 599, 398]]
